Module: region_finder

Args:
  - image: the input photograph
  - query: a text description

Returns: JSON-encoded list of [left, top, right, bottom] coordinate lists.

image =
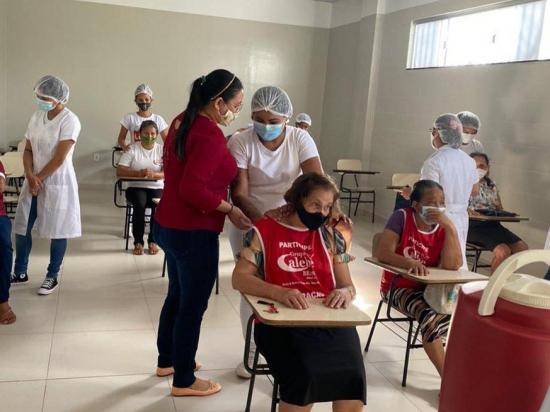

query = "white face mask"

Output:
[[463, 133, 474, 144], [219, 106, 238, 127], [477, 168, 488, 180]]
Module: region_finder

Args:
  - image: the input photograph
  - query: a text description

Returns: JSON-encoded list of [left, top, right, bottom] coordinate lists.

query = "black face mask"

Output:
[[297, 204, 328, 231], [137, 102, 151, 112]]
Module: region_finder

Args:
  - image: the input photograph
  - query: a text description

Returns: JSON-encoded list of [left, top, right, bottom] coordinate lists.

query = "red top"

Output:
[[0, 162, 6, 217], [154, 113, 237, 232], [255, 218, 335, 299], [380, 208, 446, 293]]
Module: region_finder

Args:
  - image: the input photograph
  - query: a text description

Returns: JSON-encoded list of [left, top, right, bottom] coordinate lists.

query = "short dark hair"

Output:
[[284, 173, 339, 209], [410, 179, 444, 202], [470, 152, 489, 165], [139, 120, 159, 134]]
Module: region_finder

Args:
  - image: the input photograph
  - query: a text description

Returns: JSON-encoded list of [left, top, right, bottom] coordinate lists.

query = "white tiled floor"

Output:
[[1, 185, 441, 411]]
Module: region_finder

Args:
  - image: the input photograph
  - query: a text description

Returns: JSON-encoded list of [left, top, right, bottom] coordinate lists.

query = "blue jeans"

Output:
[[154, 222, 219, 388], [545, 267, 550, 281], [14, 197, 67, 279], [0, 216, 12, 303]]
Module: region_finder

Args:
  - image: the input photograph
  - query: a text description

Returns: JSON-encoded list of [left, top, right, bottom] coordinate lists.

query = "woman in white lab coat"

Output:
[[11, 75, 82, 295], [420, 113, 478, 269]]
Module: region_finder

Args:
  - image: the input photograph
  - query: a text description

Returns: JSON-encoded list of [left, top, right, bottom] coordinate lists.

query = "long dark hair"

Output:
[[174, 69, 243, 160]]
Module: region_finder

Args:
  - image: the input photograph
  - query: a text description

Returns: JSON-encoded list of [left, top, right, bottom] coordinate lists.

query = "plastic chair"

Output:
[[364, 233, 424, 387]]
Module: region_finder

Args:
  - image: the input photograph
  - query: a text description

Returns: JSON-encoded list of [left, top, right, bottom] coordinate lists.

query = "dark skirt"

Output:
[[254, 323, 367, 406], [468, 221, 522, 250]]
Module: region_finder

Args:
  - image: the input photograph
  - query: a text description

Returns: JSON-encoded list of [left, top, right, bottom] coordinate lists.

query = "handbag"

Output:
[[423, 283, 460, 315]]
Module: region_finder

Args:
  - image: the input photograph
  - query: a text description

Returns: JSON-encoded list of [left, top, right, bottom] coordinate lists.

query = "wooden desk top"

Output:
[[469, 215, 529, 222], [364, 257, 487, 284], [243, 294, 371, 327], [386, 185, 405, 191], [333, 169, 380, 175]]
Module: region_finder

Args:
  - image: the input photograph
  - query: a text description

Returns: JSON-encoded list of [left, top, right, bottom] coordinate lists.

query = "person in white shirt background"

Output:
[[227, 86, 322, 378], [457, 111, 484, 155], [116, 120, 164, 255], [420, 113, 479, 269], [11, 75, 82, 296], [116, 83, 169, 151], [295, 112, 312, 132]]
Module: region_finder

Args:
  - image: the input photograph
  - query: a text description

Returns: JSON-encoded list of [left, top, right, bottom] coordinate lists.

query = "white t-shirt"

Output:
[[228, 125, 319, 214], [118, 142, 164, 189], [120, 112, 168, 144], [460, 138, 484, 155]]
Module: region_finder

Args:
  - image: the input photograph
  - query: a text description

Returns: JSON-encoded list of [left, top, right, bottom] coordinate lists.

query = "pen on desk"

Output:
[[257, 300, 279, 313]]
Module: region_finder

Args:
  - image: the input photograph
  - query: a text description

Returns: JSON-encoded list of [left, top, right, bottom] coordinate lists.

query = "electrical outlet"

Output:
[[93, 153, 100, 162]]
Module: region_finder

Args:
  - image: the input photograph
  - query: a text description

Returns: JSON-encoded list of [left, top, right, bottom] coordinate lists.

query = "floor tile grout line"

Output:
[[41, 277, 63, 412], [369, 361, 424, 412]]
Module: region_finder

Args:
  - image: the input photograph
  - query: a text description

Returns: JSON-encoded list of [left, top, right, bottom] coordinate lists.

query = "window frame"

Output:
[[406, 0, 549, 70]]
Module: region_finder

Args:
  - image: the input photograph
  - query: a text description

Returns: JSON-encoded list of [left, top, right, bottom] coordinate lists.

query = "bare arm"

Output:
[[0, 176, 4, 193], [435, 216, 463, 270], [471, 182, 480, 197], [23, 140, 41, 195], [231, 168, 264, 223], [36, 140, 75, 182], [300, 156, 323, 174], [117, 126, 129, 150], [116, 165, 145, 178], [377, 229, 418, 270], [160, 129, 168, 142]]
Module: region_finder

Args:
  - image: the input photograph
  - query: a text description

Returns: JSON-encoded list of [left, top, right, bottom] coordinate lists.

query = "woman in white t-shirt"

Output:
[[116, 84, 169, 151], [228, 86, 322, 378], [117, 120, 164, 255]]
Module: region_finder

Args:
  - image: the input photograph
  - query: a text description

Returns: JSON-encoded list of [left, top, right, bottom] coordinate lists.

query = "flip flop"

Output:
[[133, 244, 144, 255], [156, 362, 202, 377], [0, 309, 16, 325], [171, 381, 221, 397]]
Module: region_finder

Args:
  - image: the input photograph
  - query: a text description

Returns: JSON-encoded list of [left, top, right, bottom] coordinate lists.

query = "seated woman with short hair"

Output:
[[468, 152, 528, 273], [376, 179, 462, 377], [116, 120, 164, 255], [232, 172, 366, 412]]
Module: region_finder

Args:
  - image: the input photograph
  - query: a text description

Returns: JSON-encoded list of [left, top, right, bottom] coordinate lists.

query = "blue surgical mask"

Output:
[[253, 121, 284, 142], [37, 99, 55, 111], [420, 206, 446, 224]]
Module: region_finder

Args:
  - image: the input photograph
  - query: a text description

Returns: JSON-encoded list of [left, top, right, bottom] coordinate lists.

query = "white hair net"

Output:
[[135, 83, 153, 98], [296, 113, 312, 125], [251, 86, 293, 118], [34, 75, 70, 104], [457, 111, 480, 130], [434, 113, 463, 148]]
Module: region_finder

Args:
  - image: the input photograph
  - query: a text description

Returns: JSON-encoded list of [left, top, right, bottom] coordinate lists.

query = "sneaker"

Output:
[[37, 278, 58, 295], [10, 273, 29, 284], [235, 362, 252, 379]]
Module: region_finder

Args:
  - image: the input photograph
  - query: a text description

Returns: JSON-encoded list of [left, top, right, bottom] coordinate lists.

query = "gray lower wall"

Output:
[[3, 0, 329, 184]]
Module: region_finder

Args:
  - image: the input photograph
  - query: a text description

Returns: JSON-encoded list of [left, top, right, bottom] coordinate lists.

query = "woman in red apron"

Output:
[[233, 173, 366, 412]]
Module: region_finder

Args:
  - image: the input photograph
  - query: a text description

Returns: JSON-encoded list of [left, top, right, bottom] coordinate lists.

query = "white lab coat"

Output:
[[420, 146, 478, 269], [14, 109, 82, 239]]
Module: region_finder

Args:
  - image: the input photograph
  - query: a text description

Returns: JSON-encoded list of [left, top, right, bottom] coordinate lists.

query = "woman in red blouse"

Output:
[[153, 69, 251, 397]]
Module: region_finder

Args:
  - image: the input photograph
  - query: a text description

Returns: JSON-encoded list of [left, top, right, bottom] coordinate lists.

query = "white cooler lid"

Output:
[[499, 273, 550, 310]]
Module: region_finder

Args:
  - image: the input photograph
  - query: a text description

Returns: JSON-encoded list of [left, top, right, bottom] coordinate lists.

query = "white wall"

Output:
[[3, 0, 329, 184]]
